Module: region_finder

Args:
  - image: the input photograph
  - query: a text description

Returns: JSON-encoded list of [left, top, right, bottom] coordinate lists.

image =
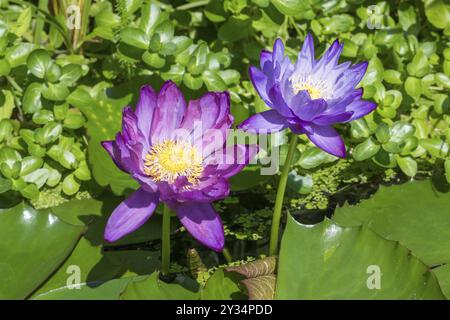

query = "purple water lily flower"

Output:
[[238, 34, 376, 158], [102, 81, 258, 252]]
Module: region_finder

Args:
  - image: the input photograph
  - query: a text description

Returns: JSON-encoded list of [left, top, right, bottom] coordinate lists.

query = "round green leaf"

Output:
[[424, 0, 450, 29], [183, 73, 203, 90], [142, 51, 165, 68], [0, 176, 11, 193], [405, 76, 422, 98], [19, 183, 39, 200], [353, 138, 380, 161], [20, 156, 43, 176], [5, 43, 34, 68], [287, 171, 313, 194], [390, 122, 415, 143], [45, 63, 62, 83], [0, 89, 15, 120], [32, 110, 54, 124], [27, 49, 52, 79], [63, 109, 86, 129], [22, 168, 49, 188], [59, 64, 82, 85], [35, 122, 62, 145], [373, 149, 397, 168], [23, 83, 43, 114], [298, 147, 337, 169], [62, 174, 80, 195], [383, 69, 403, 85], [420, 138, 449, 158], [202, 70, 227, 91], [120, 27, 150, 49], [375, 123, 390, 143], [187, 43, 209, 75], [0, 203, 84, 299], [41, 82, 70, 101], [396, 155, 418, 177]]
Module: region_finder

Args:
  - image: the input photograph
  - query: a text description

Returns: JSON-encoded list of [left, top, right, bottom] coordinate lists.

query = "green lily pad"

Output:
[[32, 277, 133, 300], [433, 265, 450, 298], [120, 273, 200, 300], [276, 215, 444, 299], [201, 268, 245, 300], [0, 203, 84, 299], [333, 180, 450, 266], [333, 180, 450, 298]]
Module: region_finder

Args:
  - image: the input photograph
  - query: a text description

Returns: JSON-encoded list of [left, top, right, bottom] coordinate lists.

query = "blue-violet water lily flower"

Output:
[[238, 34, 376, 158], [102, 81, 258, 252]]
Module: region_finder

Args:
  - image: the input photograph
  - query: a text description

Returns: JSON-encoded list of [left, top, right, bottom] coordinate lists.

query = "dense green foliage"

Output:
[[0, 0, 449, 300]]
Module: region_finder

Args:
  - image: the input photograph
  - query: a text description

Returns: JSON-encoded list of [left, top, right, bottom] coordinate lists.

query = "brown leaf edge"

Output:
[[225, 256, 277, 300]]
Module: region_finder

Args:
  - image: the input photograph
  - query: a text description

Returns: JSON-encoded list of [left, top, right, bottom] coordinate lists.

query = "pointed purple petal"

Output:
[[122, 107, 146, 146], [273, 38, 285, 66], [312, 112, 353, 125], [114, 132, 135, 172], [104, 188, 159, 242], [151, 81, 186, 143], [172, 201, 224, 252], [181, 92, 232, 157], [210, 91, 231, 127], [304, 124, 346, 158], [190, 91, 230, 132], [180, 98, 202, 134], [102, 140, 114, 157], [199, 93, 221, 129], [101, 140, 127, 172], [323, 88, 363, 115], [249, 66, 272, 107], [268, 84, 294, 117], [333, 62, 368, 97], [238, 110, 288, 133], [295, 33, 315, 72], [344, 100, 377, 122], [135, 85, 157, 144], [260, 50, 272, 71], [321, 40, 343, 67]]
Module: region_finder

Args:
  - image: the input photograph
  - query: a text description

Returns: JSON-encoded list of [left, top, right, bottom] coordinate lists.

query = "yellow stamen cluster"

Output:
[[291, 83, 323, 100], [144, 139, 203, 185], [290, 75, 332, 100]]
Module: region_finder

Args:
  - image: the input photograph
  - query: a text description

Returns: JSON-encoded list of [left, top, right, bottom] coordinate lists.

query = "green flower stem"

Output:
[[222, 247, 232, 263], [161, 204, 171, 276], [6, 76, 23, 94], [269, 134, 298, 256]]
